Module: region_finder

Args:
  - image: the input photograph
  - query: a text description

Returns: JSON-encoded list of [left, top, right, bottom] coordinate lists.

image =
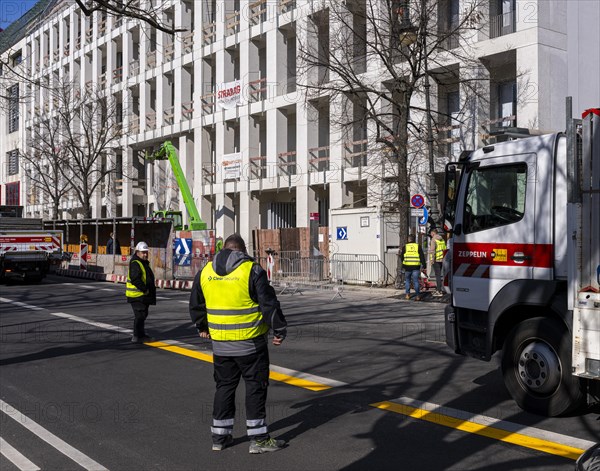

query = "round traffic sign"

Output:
[[411, 194, 425, 208]]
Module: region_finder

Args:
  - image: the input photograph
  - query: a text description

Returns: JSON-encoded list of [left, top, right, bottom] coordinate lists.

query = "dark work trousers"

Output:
[[432, 261, 443, 291], [130, 301, 149, 337], [211, 348, 270, 444]]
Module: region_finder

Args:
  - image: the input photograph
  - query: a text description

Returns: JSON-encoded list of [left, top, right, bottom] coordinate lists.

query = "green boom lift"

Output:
[[146, 141, 207, 230]]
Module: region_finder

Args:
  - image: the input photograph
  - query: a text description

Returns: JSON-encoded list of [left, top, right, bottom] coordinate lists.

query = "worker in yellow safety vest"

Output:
[[189, 234, 288, 454], [400, 234, 426, 300], [126, 241, 156, 343], [428, 229, 447, 296]]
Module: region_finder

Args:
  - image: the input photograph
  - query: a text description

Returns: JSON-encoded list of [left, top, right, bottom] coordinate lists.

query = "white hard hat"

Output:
[[135, 241, 149, 252]]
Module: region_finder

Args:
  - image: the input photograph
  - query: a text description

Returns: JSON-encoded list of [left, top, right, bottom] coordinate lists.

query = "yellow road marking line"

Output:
[[144, 340, 335, 391], [2, 298, 343, 393], [145, 341, 214, 362], [371, 398, 593, 461], [268, 371, 332, 391]]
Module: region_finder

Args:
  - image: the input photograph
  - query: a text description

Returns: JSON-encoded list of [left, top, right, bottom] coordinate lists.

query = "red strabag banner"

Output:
[[216, 80, 243, 110]]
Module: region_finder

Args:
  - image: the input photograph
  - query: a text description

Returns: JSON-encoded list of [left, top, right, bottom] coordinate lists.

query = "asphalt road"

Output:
[[0, 275, 598, 471]]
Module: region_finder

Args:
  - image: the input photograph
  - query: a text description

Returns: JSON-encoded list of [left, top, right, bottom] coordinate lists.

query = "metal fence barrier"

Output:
[[255, 251, 395, 288], [330, 253, 393, 286], [170, 250, 397, 287]]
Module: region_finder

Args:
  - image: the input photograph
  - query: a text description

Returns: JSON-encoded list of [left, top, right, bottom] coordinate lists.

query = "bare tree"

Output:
[[52, 79, 123, 218], [73, 0, 186, 34], [19, 114, 72, 219], [297, 0, 488, 249]]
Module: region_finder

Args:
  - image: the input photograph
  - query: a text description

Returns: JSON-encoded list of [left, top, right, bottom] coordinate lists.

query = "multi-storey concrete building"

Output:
[[1, 0, 598, 248]]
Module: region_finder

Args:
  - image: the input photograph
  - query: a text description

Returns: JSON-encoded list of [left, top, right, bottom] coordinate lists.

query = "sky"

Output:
[[0, 0, 38, 30]]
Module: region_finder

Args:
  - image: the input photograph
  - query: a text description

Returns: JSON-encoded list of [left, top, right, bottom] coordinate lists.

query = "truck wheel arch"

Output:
[[488, 280, 570, 356]]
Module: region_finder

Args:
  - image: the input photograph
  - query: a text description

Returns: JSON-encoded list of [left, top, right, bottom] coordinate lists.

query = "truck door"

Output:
[[452, 153, 537, 311]]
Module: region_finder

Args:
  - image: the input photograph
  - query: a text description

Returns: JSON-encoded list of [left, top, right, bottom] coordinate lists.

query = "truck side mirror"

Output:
[[444, 162, 464, 232]]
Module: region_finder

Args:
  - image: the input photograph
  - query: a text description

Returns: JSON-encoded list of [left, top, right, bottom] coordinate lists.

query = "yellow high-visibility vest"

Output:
[[403, 243, 421, 266], [435, 239, 447, 262], [126, 260, 146, 298], [200, 261, 269, 342]]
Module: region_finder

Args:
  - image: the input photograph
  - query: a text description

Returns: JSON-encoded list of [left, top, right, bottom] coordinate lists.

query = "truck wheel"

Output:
[[501, 317, 585, 416]]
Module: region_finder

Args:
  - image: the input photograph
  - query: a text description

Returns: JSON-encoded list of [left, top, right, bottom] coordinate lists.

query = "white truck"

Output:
[[0, 218, 63, 282], [443, 100, 599, 416]]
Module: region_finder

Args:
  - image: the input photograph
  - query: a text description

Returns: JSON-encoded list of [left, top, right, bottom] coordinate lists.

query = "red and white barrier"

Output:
[[80, 243, 88, 271]]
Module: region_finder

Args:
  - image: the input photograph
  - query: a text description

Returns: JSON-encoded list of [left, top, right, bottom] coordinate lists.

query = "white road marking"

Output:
[[0, 400, 108, 471], [1, 297, 346, 390], [0, 437, 41, 471], [2, 296, 596, 456], [99, 288, 116, 292], [270, 365, 348, 388], [78, 285, 96, 289], [49, 312, 132, 335], [156, 296, 171, 300], [0, 298, 44, 311]]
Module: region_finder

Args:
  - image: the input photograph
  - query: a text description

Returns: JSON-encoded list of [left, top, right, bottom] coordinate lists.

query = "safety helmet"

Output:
[[135, 241, 149, 252]]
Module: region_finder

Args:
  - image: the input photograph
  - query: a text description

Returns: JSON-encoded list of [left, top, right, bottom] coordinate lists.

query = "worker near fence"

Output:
[[189, 233, 288, 454], [428, 229, 446, 296], [126, 241, 156, 343], [400, 234, 426, 301], [106, 232, 121, 255]]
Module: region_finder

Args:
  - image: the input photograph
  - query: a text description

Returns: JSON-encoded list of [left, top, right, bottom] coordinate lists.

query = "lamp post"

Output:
[[423, 42, 440, 230]]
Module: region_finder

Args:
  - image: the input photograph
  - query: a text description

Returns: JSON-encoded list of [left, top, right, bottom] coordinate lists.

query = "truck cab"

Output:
[[443, 107, 599, 416]]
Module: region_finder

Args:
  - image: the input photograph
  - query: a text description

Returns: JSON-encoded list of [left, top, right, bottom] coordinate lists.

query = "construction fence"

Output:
[[254, 250, 398, 287], [44, 220, 400, 287]]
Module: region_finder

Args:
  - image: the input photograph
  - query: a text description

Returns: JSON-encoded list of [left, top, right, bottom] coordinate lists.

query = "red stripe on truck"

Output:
[[454, 243, 553, 268]]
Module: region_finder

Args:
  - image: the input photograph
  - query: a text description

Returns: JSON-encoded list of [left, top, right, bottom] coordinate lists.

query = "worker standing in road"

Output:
[[126, 241, 156, 343], [428, 229, 446, 296], [189, 233, 288, 454], [399, 234, 426, 300]]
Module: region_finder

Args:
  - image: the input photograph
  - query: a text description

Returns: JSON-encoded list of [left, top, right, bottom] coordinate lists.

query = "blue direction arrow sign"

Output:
[[336, 227, 348, 240], [419, 206, 429, 225], [174, 238, 192, 255], [174, 238, 192, 266]]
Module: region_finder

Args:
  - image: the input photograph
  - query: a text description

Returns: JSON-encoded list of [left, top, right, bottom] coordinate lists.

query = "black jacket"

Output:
[[127, 254, 156, 305], [107, 237, 121, 255], [189, 249, 288, 356]]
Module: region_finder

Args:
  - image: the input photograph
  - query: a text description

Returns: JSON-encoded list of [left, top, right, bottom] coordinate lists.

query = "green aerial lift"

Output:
[[146, 141, 207, 230]]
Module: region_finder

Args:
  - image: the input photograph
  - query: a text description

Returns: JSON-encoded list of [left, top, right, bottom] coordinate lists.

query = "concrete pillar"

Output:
[[194, 126, 214, 229], [141, 78, 150, 133], [240, 192, 260, 251], [329, 94, 350, 210], [296, 185, 318, 228], [106, 35, 114, 88], [475, 66, 491, 148], [215, 192, 235, 238], [267, 108, 285, 179], [516, 45, 541, 131], [124, 29, 132, 77], [122, 148, 134, 217]]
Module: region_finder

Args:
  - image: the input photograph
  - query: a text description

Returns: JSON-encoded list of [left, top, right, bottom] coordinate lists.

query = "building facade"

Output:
[[1, 0, 599, 248]]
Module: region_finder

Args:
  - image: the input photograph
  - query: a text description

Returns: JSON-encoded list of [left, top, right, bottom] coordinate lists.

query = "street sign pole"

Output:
[[415, 213, 418, 238]]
